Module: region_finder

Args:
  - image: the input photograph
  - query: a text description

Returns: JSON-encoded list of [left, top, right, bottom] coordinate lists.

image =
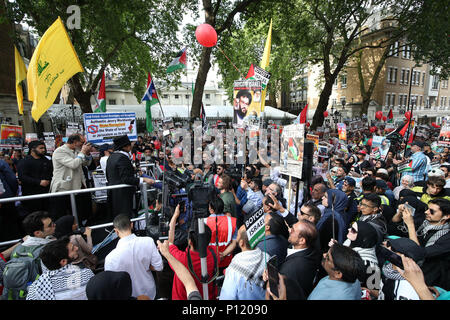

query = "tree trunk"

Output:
[[311, 79, 334, 130], [190, 46, 213, 119]]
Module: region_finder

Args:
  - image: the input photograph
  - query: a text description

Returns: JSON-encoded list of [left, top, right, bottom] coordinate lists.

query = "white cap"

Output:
[[428, 168, 445, 178]]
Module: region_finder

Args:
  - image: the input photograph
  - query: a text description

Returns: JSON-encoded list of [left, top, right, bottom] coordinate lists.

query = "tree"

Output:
[[187, 0, 268, 120], [6, 0, 190, 114]]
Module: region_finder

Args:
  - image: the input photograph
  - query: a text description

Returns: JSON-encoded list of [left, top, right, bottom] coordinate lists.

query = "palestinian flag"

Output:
[[398, 160, 413, 173], [387, 109, 393, 123], [94, 71, 106, 113], [142, 73, 159, 133], [166, 48, 187, 73]]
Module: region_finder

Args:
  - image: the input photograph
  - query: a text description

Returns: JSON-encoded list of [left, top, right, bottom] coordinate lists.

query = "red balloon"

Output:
[[376, 111, 383, 120], [195, 24, 217, 47], [323, 111, 329, 117], [370, 126, 377, 133], [405, 111, 412, 120], [367, 138, 373, 146], [382, 116, 387, 121]]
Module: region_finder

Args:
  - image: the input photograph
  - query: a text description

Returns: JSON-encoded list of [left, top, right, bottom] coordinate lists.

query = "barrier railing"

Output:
[[0, 182, 156, 248]]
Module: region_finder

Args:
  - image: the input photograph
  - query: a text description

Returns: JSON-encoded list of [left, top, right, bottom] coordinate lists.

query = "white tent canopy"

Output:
[[103, 104, 297, 120]]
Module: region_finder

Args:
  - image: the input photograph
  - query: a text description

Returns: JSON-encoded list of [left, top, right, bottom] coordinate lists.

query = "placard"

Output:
[[0, 124, 23, 148], [337, 123, 347, 141], [438, 123, 450, 146], [43, 132, 55, 154], [233, 80, 262, 127], [244, 207, 265, 249], [83, 112, 138, 144], [371, 136, 391, 160], [280, 123, 305, 179]]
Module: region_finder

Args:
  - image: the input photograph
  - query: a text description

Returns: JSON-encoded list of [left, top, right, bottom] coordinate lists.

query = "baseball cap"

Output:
[[375, 179, 388, 190], [428, 168, 445, 178], [263, 178, 273, 187], [344, 177, 356, 187], [377, 168, 389, 176]]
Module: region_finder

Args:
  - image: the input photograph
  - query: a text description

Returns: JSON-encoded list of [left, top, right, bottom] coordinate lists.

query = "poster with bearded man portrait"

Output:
[[233, 80, 262, 128]]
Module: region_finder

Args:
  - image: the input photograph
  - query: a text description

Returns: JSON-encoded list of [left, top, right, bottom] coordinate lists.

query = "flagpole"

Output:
[[149, 72, 166, 119], [404, 66, 414, 155]]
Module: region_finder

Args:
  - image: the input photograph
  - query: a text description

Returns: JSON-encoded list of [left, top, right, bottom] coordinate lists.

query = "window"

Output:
[[400, 69, 405, 84], [405, 69, 410, 85], [185, 95, 190, 99], [393, 68, 398, 83], [385, 93, 391, 106], [389, 41, 399, 57], [387, 67, 397, 84], [419, 96, 423, 107], [432, 76, 439, 90], [341, 74, 347, 88], [108, 99, 116, 105], [422, 72, 425, 86], [174, 94, 179, 99], [205, 94, 210, 99], [163, 94, 168, 99], [391, 94, 396, 107], [402, 45, 411, 59]]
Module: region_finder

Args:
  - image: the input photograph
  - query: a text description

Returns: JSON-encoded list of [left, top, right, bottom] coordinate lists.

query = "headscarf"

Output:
[[54, 215, 75, 239], [348, 221, 378, 249], [86, 271, 135, 300], [316, 189, 348, 243]]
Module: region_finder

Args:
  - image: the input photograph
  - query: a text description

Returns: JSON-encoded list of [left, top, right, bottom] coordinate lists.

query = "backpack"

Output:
[[1, 244, 43, 300]]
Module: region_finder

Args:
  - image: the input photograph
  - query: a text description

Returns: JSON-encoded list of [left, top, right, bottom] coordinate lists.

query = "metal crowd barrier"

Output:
[[0, 182, 156, 248]]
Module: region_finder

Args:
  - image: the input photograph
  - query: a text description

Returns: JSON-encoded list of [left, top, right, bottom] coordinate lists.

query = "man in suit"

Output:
[[49, 134, 92, 220], [106, 135, 154, 218], [279, 219, 321, 299]]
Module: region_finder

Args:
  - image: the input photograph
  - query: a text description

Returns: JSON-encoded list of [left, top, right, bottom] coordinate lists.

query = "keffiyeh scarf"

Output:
[[416, 220, 450, 247], [227, 248, 266, 288]]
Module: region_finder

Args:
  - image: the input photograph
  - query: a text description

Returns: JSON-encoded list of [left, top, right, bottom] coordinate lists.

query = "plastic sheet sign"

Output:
[[280, 123, 305, 179], [0, 124, 23, 148], [83, 112, 137, 144], [244, 207, 265, 249], [337, 123, 347, 141]]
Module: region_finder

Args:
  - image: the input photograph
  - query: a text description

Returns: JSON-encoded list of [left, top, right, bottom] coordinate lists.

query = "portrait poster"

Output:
[[233, 80, 262, 128], [280, 123, 304, 179], [371, 136, 391, 160]]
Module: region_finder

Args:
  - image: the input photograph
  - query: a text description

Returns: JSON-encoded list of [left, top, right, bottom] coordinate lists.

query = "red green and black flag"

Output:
[[166, 48, 187, 73], [94, 71, 106, 113], [141, 73, 159, 133]]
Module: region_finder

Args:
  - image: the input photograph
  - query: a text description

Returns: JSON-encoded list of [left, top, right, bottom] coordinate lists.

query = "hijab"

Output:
[[349, 221, 378, 249], [86, 271, 135, 300]]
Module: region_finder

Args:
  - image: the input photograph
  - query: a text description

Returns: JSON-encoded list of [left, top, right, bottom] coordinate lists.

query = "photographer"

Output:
[[168, 203, 217, 300]]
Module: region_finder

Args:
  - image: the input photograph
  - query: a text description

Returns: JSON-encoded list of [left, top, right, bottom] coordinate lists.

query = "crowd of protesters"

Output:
[[0, 119, 449, 301]]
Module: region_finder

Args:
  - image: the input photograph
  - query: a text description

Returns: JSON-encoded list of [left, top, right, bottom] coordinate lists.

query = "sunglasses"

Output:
[[428, 208, 439, 215]]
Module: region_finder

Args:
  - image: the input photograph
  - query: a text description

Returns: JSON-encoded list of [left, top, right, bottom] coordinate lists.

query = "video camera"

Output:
[[188, 180, 213, 219]]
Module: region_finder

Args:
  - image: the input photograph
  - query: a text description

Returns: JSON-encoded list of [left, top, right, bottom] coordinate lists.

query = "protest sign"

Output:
[[0, 124, 23, 148], [337, 123, 347, 141], [25, 133, 38, 144], [244, 207, 265, 249], [371, 136, 391, 160], [43, 132, 55, 153], [91, 170, 108, 200], [233, 80, 262, 127], [83, 112, 138, 144], [280, 123, 305, 179], [306, 134, 319, 151], [438, 123, 450, 146], [66, 122, 81, 137]]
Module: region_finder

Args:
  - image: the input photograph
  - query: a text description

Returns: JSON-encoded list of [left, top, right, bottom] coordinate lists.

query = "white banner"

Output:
[[83, 112, 137, 144]]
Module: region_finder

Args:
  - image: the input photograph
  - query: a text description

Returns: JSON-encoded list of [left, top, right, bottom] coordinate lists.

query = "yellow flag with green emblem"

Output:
[[14, 46, 28, 115], [27, 17, 84, 122], [259, 19, 272, 112]]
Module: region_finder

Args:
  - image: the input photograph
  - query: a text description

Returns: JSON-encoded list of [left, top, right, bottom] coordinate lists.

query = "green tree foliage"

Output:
[[6, 0, 191, 113]]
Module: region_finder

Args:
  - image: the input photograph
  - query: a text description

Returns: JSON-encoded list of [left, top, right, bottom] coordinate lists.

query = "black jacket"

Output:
[[420, 231, 450, 290], [106, 152, 140, 217], [17, 155, 53, 196], [279, 246, 321, 298]]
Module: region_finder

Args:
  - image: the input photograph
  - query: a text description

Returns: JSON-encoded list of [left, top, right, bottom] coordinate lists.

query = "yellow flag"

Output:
[[15, 46, 28, 115], [27, 17, 84, 122], [259, 19, 272, 112]]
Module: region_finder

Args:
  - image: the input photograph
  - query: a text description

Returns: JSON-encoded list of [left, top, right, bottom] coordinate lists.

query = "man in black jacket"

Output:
[[279, 220, 321, 299], [106, 135, 154, 218], [17, 140, 53, 214]]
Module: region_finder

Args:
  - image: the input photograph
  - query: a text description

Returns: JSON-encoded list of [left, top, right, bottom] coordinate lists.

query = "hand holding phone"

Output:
[[378, 245, 404, 269], [267, 256, 279, 298]]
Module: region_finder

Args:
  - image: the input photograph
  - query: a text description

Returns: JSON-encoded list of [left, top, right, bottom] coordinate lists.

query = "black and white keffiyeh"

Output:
[[27, 264, 94, 300], [416, 220, 450, 247], [227, 248, 267, 288]]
